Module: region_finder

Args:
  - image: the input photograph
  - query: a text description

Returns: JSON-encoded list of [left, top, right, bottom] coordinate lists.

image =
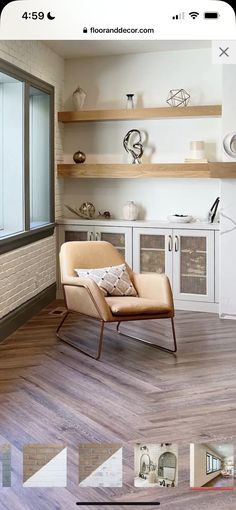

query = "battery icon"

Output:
[[204, 12, 219, 19]]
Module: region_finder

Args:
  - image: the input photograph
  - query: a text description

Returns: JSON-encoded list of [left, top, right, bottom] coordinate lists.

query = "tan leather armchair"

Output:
[[57, 241, 177, 359]]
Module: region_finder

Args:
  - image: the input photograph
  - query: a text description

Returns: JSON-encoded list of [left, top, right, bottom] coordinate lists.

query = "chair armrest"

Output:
[[133, 273, 174, 315], [62, 276, 112, 321]]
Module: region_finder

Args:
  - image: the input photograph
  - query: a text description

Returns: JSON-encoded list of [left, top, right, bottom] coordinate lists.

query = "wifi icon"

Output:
[[189, 11, 199, 19]]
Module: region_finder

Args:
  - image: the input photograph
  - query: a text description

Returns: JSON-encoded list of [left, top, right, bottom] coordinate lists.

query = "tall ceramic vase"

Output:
[[72, 86, 87, 110], [123, 201, 138, 221]]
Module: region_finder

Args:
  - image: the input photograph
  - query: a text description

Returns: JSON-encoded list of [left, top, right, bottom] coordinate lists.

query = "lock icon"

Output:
[[83, 27, 88, 33]]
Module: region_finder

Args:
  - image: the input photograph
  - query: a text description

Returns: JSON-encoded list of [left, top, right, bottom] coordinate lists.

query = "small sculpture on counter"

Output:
[[65, 204, 112, 220], [65, 202, 96, 219], [73, 150, 86, 164], [166, 89, 190, 107], [123, 129, 144, 164], [207, 197, 220, 223], [98, 210, 111, 219], [79, 202, 96, 218]]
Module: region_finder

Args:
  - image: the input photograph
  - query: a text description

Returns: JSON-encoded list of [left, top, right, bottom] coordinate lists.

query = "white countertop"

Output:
[[56, 217, 220, 230]]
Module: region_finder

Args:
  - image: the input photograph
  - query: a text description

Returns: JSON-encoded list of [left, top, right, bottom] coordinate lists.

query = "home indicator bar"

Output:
[[76, 503, 161, 506]]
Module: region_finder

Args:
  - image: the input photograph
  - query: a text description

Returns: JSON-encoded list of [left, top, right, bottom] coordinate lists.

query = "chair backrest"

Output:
[[60, 241, 133, 281]]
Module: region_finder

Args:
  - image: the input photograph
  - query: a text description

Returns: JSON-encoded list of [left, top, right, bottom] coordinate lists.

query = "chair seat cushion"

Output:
[[105, 296, 171, 316]]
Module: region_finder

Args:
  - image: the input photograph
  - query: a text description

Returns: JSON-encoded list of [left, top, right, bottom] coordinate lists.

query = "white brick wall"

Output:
[[0, 236, 56, 318], [0, 41, 65, 319]]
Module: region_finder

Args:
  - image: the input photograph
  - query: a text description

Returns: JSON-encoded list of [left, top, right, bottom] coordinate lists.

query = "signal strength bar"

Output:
[[172, 12, 185, 20]]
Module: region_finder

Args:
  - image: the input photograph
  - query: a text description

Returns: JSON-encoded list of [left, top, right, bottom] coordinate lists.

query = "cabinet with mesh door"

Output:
[[58, 224, 132, 266], [133, 227, 215, 303]]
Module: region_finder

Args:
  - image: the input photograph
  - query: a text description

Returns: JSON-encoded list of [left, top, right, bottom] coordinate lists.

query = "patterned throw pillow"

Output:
[[74, 263, 137, 297]]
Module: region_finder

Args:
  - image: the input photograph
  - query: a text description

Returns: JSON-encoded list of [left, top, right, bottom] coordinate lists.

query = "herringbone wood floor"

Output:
[[1, 301, 236, 509]]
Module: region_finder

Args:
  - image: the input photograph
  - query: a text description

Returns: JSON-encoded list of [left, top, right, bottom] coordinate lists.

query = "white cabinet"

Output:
[[133, 228, 173, 280], [60, 224, 93, 243], [58, 221, 219, 311], [173, 230, 214, 303], [58, 224, 133, 266], [94, 226, 132, 266], [133, 227, 216, 305]]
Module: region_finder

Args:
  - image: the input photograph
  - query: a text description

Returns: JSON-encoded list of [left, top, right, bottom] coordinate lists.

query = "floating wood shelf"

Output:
[[58, 105, 222, 123], [57, 162, 236, 179]]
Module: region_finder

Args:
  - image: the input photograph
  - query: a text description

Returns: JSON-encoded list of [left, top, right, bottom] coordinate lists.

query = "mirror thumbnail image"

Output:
[[134, 443, 178, 487], [190, 443, 234, 489]]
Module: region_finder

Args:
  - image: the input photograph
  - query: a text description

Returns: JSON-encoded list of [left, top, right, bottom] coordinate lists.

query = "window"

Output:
[[29, 86, 51, 228], [0, 58, 54, 254], [206, 453, 222, 474], [212, 457, 218, 471], [206, 453, 212, 474]]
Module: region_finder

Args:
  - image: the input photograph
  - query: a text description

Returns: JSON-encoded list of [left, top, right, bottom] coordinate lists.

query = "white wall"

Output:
[[63, 48, 222, 221], [64, 48, 222, 110], [63, 178, 219, 221], [190, 443, 223, 488], [0, 41, 64, 319]]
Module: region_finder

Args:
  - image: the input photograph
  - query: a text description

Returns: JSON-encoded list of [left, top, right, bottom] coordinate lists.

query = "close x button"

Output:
[[219, 46, 229, 57], [212, 41, 236, 64]]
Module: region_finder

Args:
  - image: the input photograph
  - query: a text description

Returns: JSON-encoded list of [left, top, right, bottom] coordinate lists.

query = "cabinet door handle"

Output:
[[174, 235, 179, 252], [168, 235, 173, 252]]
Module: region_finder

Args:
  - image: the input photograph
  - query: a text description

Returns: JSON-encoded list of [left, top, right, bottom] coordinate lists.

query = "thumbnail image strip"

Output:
[[79, 444, 122, 487], [23, 444, 67, 487]]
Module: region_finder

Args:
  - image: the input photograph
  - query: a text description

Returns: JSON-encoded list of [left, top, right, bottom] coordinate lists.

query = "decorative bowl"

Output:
[[167, 214, 193, 223]]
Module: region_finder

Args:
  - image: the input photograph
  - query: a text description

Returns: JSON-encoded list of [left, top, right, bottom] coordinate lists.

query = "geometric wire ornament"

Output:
[[166, 89, 190, 107]]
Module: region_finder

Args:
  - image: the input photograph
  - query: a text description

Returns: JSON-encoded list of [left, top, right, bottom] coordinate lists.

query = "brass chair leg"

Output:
[[116, 317, 177, 354], [56, 311, 105, 360]]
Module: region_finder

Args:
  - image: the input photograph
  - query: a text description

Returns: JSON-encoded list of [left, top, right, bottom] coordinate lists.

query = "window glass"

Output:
[[0, 71, 24, 238], [206, 453, 212, 473], [29, 86, 50, 228], [0, 60, 54, 253], [212, 457, 217, 471]]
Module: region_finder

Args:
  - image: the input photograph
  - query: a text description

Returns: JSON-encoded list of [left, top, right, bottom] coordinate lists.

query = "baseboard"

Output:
[[175, 300, 219, 313], [56, 289, 64, 300], [0, 283, 56, 342]]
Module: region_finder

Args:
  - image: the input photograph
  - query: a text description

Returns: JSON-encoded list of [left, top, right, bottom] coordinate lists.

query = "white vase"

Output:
[[189, 141, 205, 160], [123, 201, 138, 221], [72, 86, 87, 110]]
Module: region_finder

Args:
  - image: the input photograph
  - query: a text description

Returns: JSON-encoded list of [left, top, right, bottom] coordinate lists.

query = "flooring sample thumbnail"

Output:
[[79, 444, 122, 487], [23, 444, 67, 487]]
